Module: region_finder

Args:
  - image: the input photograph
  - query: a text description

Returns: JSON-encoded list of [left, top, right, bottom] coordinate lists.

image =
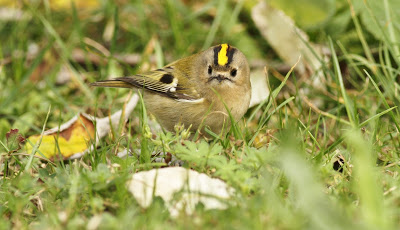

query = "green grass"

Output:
[[1, 0, 400, 229]]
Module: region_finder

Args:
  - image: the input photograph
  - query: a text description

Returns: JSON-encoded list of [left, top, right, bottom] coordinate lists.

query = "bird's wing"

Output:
[[91, 65, 202, 101]]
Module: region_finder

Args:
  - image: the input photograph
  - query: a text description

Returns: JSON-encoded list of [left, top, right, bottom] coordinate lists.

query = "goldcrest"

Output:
[[91, 44, 251, 135]]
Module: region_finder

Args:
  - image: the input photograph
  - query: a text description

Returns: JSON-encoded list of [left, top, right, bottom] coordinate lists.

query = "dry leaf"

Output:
[[128, 167, 235, 217], [5, 129, 26, 153], [251, 1, 328, 89], [249, 68, 269, 108], [50, 0, 100, 10], [25, 94, 139, 160], [0, 7, 28, 21], [26, 114, 95, 159]]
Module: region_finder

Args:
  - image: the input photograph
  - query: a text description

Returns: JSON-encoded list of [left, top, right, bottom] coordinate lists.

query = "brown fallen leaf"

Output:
[[251, 1, 329, 89], [5, 129, 26, 153], [25, 94, 139, 160], [26, 114, 95, 159]]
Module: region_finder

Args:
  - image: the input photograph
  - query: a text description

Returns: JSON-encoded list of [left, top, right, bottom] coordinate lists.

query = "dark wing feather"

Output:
[[91, 65, 201, 101]]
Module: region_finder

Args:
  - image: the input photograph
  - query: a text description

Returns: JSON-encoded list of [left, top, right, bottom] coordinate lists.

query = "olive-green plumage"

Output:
[[91, 44, 251, 135]]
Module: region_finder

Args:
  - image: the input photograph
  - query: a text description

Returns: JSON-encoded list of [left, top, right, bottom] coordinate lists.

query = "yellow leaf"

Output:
[[50, 0, 100, 10], [0, 0, 100, 9], [26, 115, 95, 159]]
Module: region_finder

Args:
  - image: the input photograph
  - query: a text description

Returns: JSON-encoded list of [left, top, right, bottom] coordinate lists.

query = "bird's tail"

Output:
[[90, 80, 133, 88]]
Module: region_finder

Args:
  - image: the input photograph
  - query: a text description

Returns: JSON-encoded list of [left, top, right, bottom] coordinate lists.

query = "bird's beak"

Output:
[[208, 75, 232, 83]]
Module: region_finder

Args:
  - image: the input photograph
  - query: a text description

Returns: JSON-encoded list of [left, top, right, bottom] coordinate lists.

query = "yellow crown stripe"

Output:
[[218, 44, 229, 66]]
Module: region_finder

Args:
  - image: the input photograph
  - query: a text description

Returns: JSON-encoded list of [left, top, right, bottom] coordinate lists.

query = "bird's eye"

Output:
[[208, 65, 212, 75], [230, 69, 237, 77]]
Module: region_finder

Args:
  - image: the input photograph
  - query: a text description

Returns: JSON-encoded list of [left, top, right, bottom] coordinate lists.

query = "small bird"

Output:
[[91, 44, 251, 135]]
